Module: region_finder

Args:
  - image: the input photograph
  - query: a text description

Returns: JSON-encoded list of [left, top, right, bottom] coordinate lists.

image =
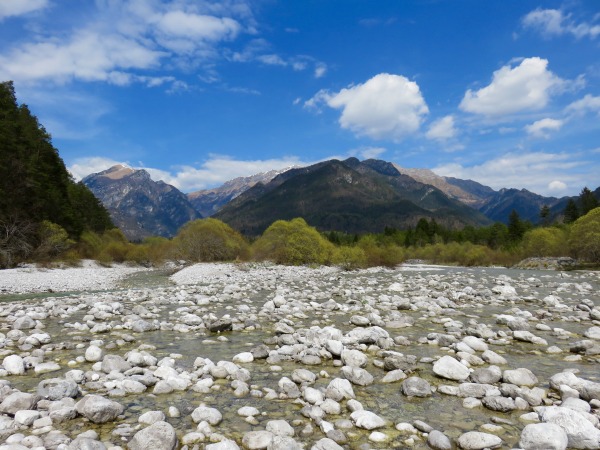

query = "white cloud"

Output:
[[69, 155, 310, 192], [525, 118, 564, 138], [69, 157, 125, 181], [459, 57, 568, 117], [347, 147, 387, 160], [309, 73, 429, 141], [522, 8, 600, 39], [432, 151, 588, 195], [0, 0, 48, 20], [426, 115, 457, 141], [548, 180, 568, 192], [0, 1, 251, 87], [566, 94, 600, 116], [314, 63, 327, 79], [156, 11, 240, 41]]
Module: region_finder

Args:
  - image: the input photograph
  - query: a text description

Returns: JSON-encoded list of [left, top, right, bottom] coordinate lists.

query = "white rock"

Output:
[[3, 355, 25, 375], [457, 431, 502, 449], [350, 410, 386, 430], [519, 423, 568, 450], [433, 356, 470, 382]]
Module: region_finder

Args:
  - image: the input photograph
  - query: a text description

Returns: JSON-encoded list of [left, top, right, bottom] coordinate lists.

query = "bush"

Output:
[[34, 220, 74, 260], [252, 218, 334, 265], [357, 235, 404, 267], [332, 246, 367, 270], [173, 218, 249, 262], [569, 207, 600, 263], [522, 227, 569, 257]]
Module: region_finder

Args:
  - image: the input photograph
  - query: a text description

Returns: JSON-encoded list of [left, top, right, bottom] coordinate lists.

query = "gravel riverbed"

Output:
[[0, 262, 599, 450]]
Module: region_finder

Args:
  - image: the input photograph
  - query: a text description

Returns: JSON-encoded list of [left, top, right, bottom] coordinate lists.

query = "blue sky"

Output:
[[1, 0, 599, 196]]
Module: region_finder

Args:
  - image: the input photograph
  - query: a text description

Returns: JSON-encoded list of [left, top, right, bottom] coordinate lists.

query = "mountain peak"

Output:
[[101, 164, 135, 180]]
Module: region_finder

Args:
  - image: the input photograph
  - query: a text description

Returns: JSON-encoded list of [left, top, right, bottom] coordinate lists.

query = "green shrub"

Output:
[[252, 218, 334, 265], [173, 218, 249, 262], [522, 227, 569, 257], [333, 246, 367, 270], [569, 207, 600, 263]]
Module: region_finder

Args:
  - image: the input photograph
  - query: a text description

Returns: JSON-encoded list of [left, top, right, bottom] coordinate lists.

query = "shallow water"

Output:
[[1, 264, 599, 449]]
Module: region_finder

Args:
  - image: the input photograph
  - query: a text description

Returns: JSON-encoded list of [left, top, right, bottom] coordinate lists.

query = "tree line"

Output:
[[0, 81, 113, 267]]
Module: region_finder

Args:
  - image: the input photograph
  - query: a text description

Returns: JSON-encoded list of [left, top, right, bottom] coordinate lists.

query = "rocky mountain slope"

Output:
[[83, 165, 200, 240], [187, 169, 290, 217], [395, 165, 564, 224], [214, 158, 490, 236]]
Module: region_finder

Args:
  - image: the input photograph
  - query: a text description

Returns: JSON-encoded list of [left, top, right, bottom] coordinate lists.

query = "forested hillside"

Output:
[[0, 81, 113, 267]]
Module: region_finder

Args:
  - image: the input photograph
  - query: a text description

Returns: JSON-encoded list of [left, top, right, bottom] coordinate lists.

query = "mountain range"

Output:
[[83, 159, 598, 240]]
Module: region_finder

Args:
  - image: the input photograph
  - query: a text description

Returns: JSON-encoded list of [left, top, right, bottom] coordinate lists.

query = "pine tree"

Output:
[[539, 205, 551, 226], [508, 210, 525, 243], [563, 199, 580, 224], [579, 187, 599, 215]]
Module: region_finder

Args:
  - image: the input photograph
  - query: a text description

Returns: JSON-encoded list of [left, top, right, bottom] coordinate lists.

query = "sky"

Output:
[[1, 0, 599, 196]]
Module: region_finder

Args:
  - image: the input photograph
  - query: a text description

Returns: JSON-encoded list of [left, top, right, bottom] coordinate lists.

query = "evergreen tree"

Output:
[[0, 80, 113, 265], [507, 210, 525, 243], [579, 187, 599, 215], [563, 199, 580, 224], [539, 205, 551, 226]]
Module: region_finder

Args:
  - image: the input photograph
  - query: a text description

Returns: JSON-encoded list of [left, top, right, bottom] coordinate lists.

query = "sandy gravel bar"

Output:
[[0, 260, 146, 294]]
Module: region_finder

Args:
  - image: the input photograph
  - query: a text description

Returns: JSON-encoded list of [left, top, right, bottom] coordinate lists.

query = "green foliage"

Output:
[[34, 220, 74, 260], [173, 218, 249, 262], [539, 205, 551, 226], [579, 187, 599, 216], [563, 199, 580, 224], [252, 218, 334, 265], [522, 227, 569, 257], [332, 246, 367, 270], [569, 208, 600, 263], [0, 81, 113, 253], [357, 235, 405, 267]]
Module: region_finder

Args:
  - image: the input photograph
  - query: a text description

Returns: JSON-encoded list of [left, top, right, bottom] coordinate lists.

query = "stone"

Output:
[[34, 361, 61, 374], [340, 349, 368, 368], [381, 369, 407, 383], [537, 406, 600, 449], [0, 392, 38, 415], [127, 421, 178, 450], [14, 410, 41, 426], [401, 377, 432, 397], [311, 438, 344, 450], [85, 345, 104, 362], [69, 437, 107, 450], [242, 430, 274, 449], [340, 366, 374, 386], [37, 378, 79, 400], [208, 318, 233, 332], [101, 354, 131, 373], [469, 366, 502, 384], [482, 396, 516, 412], [457, 431, 502, 449], [427, 430, 452, 450], [13, 316, 36, 330], [519, 423, 568, 450], [433, 355, 471, 381], [325, 378, 355, 401], [3, 355, 25, 375], [503, 368, 538, 387], [139, 410, 166, 425], [206, 440, 241, 450], [350, 410, 386, 430], [191, 405, 222, 425], [238, 406, 260, 417], [266, 420, 295, 437], [75, 394, 124, 423], [292, 369, 316, 384], [584, 326, 600, 340]]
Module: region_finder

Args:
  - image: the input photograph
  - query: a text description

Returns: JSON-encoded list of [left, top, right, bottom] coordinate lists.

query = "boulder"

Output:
[[519, 423, 568, 450], [340, 366, 374, 386], [2, 355, 25, 375], [538, 406, 600, 449], [75, 394, 124, 423], [0, 392, 38, 415], [37, 378, 79, 400], [191, 405, 222, 425], [503, 368, 538, 387], [127, 421, 178, 450], [401, 377, 432, 397], [350, 410, 386, 430], [433, 355, 470, 381], [457, 431, 502, 449]]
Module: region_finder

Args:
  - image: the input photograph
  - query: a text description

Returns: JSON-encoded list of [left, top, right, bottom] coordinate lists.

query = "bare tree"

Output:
[[0, 216, 35, 268]]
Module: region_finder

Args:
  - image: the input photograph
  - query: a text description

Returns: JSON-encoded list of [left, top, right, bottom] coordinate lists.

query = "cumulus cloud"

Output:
[[0, 0, 48, 20], [459, 57, 569, 117], [525, 118, 564, 138], [548, 180, 567, 192], [69, 155, 309, 192], [307, 73, 428, 141], [426, 115, 457, 141], [522, 8, 600, 39], [432, 151, 588, 195], [0, 1, 250, 87], [566, 94, 600, 116], [69, 157, 125, 181]]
